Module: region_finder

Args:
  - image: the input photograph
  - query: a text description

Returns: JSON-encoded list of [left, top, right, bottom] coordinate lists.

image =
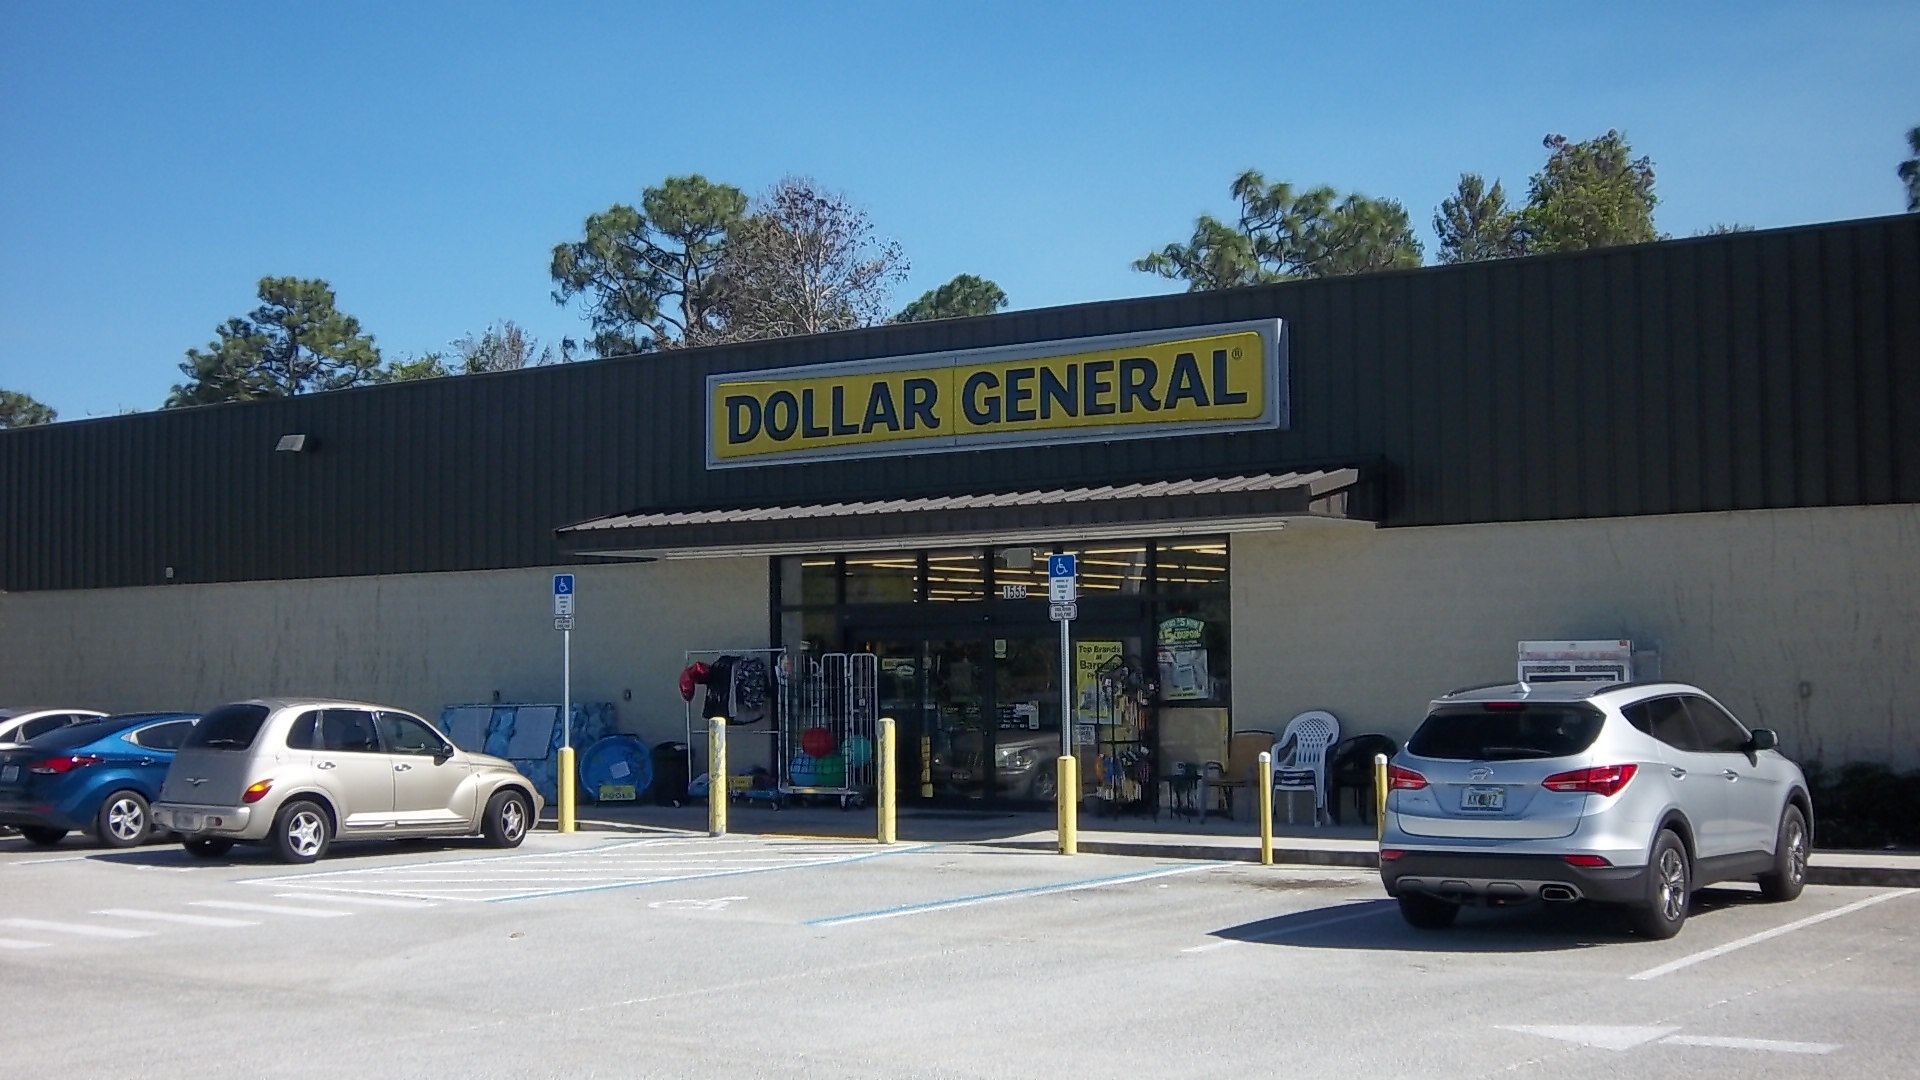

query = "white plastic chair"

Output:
[[1271, 710, 1341, 827]]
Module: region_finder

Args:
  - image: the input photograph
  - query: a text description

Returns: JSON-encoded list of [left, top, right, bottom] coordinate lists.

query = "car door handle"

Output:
[[316, 761, 336, 770], [1723, 769, 1739, 780], [137, 758, 157, 766], [394, 763, 412, 772], [1669, 767, 1687, 778]]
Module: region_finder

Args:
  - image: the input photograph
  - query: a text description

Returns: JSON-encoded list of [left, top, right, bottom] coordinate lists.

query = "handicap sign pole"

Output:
[[554, 574, 576, 834], [1049, 554, 1078, 854]]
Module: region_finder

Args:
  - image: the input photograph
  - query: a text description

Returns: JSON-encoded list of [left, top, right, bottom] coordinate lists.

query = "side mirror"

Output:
[[433, 746, 455, 764], [1748, 728, 1779, 752]]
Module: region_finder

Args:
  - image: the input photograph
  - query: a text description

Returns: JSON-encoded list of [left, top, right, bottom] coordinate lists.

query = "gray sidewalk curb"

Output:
[[983, 838, 1920, 888], [554, 816, 1920, 888]]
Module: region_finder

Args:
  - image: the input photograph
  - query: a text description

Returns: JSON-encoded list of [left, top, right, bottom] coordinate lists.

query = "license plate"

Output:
[[597, 784, 636, 801], [174, 812, 201, 831], [1461, 786, 1506, 811], [0, 765, 16, 783]]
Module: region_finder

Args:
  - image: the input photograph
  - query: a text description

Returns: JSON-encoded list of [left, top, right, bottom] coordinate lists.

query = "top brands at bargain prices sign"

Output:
[[704, 320, 1288, 468]]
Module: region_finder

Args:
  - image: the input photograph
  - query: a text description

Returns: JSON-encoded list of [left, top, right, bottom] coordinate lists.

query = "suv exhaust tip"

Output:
[[1540, 885, 1580, 903]]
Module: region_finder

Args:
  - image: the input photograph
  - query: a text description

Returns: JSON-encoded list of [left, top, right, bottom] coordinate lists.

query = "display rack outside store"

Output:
[[780, 652, 880, 809]]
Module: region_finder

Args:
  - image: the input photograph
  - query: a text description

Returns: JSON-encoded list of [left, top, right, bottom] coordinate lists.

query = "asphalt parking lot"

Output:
[[2, 829, 1915, 1080]]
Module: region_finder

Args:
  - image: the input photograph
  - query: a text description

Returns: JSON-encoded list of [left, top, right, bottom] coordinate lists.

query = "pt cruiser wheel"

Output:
[[482, 789, 530, 848], [272, 800, 332, 863]]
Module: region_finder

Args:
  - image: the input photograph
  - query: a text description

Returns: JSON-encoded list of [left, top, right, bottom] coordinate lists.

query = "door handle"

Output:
[[316, 761, 336, 770], [394, 763, 413, 772], [1669, 767, 1687, 778], [1723, 769, 1739, 781], [137, 758, 157, 766]]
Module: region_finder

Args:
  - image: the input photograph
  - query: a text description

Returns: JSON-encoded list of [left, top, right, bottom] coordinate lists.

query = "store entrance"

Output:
[[857, 626, 1149, 809]]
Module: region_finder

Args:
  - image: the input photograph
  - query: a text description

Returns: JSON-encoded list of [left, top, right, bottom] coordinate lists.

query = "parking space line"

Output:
[[1630, 889, 1914, 981], [1182, 902, 1396, 953], [0, 917, 154, 939], [190, 900, 353, 919], [0, 937, 52, 950], [807, 863, 1223, 927], [272, 892, 440, 908], [1662, 1035, 1838, 1054], [93, 909, 259, 928]]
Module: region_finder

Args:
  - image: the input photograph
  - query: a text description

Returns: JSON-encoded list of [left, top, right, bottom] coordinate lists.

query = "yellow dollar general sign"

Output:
[[706, 320, 1287, 468]]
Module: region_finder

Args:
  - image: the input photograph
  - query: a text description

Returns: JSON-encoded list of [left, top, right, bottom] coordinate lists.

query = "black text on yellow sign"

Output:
[[706, 322, 1285, 467]]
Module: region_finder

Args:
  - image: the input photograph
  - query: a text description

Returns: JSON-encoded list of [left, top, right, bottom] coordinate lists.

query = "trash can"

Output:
[[651, 741, 691, 806], [580, 735, 652, 804]]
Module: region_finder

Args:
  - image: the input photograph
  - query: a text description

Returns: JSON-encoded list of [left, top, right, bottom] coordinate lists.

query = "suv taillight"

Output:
[[29, 754, 103, 775], [1542, 764, 1638, 797], [1387, 765, 1429, 791]]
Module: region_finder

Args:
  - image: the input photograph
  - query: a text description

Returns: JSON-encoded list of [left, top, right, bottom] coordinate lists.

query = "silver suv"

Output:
[[1380, 680, 1811, 939], [153, 699, 543, 863]]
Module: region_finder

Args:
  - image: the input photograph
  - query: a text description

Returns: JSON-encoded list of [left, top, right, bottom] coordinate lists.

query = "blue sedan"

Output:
[[0, 712, 199, 848]]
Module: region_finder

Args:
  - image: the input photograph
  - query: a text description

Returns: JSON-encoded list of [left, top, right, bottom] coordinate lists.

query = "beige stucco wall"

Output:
[[1232, 504, 1920, 770], [0, 559, 769, 751]]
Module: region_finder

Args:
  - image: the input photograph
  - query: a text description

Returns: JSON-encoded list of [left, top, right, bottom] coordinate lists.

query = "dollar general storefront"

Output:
[[3, 214, 1917, 806]]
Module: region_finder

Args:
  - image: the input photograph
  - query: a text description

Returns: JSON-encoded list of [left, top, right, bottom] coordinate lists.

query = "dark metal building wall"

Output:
[[3, 214, 1916, 592]]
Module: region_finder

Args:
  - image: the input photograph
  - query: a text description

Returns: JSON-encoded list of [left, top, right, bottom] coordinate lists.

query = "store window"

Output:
[[992, 545, 1050, 601], [925, 549, 988, 603], [779, 609, 840, 657], [777, 556, 839, 607], [1065, 543, 1147, 595], [1154, 539, 1229, 592], [844, 552, 921, 604], [1154, 595, 1230, 705]]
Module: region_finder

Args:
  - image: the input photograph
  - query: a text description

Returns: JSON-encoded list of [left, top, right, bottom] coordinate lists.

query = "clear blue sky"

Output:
[[3, 1, 1914, 419]]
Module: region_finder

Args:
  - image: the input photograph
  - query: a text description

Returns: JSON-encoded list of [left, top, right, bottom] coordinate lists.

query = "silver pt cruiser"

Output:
[[153, 698, 543, 863]]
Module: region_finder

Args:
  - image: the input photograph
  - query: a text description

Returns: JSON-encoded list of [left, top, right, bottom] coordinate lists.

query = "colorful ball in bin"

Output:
[[814, 752, 846, 787], [788, 753, 817, 786], [842, 735, 873, 769], [800, 726, 836, 758]]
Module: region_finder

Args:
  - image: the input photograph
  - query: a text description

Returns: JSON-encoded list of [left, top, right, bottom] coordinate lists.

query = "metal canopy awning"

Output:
[[558, 466, 1378, 560]]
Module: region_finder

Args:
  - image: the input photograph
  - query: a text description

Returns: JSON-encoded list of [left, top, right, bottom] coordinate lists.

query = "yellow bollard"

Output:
[[1374, 752, 1389, 844], [920, 734, 933, 798], [1057, 755, 1078, 855], [878, 717, 897, 845], [1257, 750, 1274, 865], [557, 745, 576, 834], [708, 717, 727, 838]]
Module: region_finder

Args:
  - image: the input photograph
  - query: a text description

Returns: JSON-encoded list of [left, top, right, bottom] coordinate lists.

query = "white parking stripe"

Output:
[[93, 909, 259, 928], [1630, 889, 1914, 980], [1662, 1035, 1838, 1054], [272, 893, 439, 909], [0, 917, 154, 939], [0, 937, 52, 950], [189, 900, 352, 919]]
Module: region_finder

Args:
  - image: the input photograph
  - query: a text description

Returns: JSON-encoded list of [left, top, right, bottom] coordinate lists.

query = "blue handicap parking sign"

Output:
[[1048, 554, 1076, 578], [553, 574, 575, 596]]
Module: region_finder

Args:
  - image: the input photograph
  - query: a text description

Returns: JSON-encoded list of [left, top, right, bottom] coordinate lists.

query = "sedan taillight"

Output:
[[1541, 764, 1638, 797], [1387, 765, 1429, 791], [29, 754, 103, 775]]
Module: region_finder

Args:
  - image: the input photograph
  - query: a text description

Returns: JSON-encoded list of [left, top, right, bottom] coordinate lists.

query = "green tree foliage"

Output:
[[165, 278, 382, 408], [1434, 174, 1527, 264], [550, 175, 748, 355], [1900, 126, 1920, 212], [1520, 131, 1658, 253], [711, 176, 909, 339], [1134, 170, 1422, 290], [0, 389, 58, 428], [1692, 223, 1755, 236], [379, 353, 452, 382], [893, 273, 1010, 322]]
